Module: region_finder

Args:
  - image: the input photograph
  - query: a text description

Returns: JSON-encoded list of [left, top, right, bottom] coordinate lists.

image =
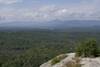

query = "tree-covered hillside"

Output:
[[0, 31, 100, 67]]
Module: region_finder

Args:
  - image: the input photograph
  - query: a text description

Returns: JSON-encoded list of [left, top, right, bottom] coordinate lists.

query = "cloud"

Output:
[[0, 0, 22, 4], [0, 0, 100, 22], [0, 6, 99, 22]]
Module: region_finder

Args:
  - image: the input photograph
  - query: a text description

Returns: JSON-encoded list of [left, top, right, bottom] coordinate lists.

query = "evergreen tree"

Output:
[[76, 39, 99, 57]]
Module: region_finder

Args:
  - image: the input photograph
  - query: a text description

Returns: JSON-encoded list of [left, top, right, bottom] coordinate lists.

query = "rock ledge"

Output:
[[40, 53, 100, 67]]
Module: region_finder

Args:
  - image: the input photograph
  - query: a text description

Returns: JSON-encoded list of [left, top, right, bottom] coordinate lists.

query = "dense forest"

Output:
[[0, 30, 100, 67]]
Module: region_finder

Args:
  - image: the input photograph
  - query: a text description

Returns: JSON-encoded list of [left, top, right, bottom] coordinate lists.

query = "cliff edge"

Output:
[[40, 53, 100, 67]]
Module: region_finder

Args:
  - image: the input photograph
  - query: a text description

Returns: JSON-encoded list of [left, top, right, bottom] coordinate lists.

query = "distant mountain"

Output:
[[0, 20, 100, 31]]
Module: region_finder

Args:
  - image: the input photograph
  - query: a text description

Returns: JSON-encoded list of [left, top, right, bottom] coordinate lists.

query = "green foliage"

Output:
[[51, 54, 67, 65], [0, 31, 100, 67], [2, 48, 68, 67], [0, 31, 69, 67], [51, 57, 61, 65], [76, 39, 99, 57]]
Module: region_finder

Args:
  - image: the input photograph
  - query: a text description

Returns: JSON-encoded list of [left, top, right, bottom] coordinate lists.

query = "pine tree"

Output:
[[76, 39, 99, 57]]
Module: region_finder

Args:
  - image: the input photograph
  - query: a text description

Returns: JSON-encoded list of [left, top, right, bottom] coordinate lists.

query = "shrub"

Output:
[[51, 54, 67, 65], [76, 39, 99, 57]]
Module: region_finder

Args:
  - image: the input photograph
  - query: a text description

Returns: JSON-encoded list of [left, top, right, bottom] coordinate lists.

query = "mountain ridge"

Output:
[[0, 20, 100, 31]]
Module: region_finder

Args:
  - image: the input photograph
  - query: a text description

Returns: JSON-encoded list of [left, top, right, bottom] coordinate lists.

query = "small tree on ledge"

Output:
[[76, 39, 100, 57]]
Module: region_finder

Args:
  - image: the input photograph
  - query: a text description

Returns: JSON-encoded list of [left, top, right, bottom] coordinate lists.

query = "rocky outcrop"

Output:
[[40, 53, 100, 67]]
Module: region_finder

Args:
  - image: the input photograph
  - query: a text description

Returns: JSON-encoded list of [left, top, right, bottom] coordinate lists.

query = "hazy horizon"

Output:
[[0, 0, 100, 25]]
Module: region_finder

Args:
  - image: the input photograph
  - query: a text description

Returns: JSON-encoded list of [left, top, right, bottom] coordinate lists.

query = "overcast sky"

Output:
[[0, 0, 100, 23]]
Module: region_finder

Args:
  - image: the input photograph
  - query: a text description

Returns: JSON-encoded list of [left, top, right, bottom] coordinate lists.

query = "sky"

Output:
[[0, 0, 100, 23]]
